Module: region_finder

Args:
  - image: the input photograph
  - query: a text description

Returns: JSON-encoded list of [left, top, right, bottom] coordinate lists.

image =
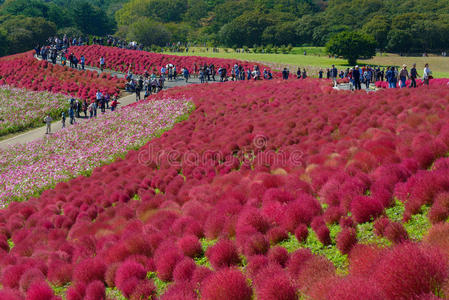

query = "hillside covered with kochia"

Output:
[[2, 77, 449, 299]]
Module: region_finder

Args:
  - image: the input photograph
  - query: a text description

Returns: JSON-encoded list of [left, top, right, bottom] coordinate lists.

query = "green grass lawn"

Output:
[[166, 47, 449, 78]]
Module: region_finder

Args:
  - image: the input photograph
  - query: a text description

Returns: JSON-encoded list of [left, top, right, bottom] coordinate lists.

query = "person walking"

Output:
[[353, 66, 361, 90], [302, 68, 307, 79], [363, 67, 372, 89], [100, 56, 105, 72], [88, 102, 94, 118], [409, 63, 419, 88], [44, 115, 53, 134], [69, 106, 75, 124], [423, 63, 432, 86], [282, 68, 289, 80], [83, 100, 88, 117], [386, 67, 394, 88], [399, 65, 409, 88], [318, 69, 323, 79], [93, 101, 98, 117], [61, 111, 66, 128], [183, 67, 189, 83], [80, 55, 85, 70], [330, 65, 338, 87], [296, 68, 301, 79]]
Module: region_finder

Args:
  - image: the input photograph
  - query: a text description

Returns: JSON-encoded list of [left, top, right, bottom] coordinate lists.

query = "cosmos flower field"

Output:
[[0, 98, 191, 204], [2, 48, 449, 299], [0, 86, 70, 136]]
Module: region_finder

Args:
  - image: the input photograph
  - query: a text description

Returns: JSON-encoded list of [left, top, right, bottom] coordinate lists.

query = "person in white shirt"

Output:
[[423, 63, 432, 86], [44, 115, 53, 134], [100, 57, 105, 71]]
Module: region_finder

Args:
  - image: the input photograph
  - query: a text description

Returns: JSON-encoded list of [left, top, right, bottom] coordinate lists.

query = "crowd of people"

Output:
[[324, 63, 432, 90], [279, 63, 434, 91]]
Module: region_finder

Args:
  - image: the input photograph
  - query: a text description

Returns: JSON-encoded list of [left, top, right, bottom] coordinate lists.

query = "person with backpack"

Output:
[[399, 65, 409, 88], [409, 63, 419, 88]]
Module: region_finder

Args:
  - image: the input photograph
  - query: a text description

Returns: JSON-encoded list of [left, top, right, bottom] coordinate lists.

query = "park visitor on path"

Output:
[[410, 64, 419, 88], [399, 65, 409, 88], [423, 63, 432, 86], [330, 65, 338, 87], [352, 66, 361, 90], [100, 56, 105, 72], [44, 115, 53, 134], [61, 111, 66, 128]]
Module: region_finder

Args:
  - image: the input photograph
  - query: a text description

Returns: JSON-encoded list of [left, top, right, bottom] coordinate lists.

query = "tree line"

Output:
[[1, 0, 449, 57]]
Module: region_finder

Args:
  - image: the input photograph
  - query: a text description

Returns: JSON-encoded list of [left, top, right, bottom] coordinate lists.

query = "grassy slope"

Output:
[[166, 48, 449, 78]]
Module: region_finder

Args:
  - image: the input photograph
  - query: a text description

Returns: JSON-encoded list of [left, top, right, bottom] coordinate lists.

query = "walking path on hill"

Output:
[[0, 57, 205, 149]]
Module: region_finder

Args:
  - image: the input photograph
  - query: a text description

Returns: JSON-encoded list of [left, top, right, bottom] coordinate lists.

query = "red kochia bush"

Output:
[[349, 244, 385, 278], [1, 264, 27, 288], [373, 243, 449, 299], [266, 226, 289, 244], [26, 281, 55, 300], [256, 271, 297, 300], [327, 277, 385, 300], [423, 222, 449, 257], [351, 195, 384, 224], [314, 225, 331, 246], [294, 224, 309, 242], [0, 288, 22, 300], [72, 258, 106, 284], [173, 258, 197, 283], [154, 247, 183, 282], [115, 261, 147, 297], [287, 249, 314, 278], [384, 221, 409, 244], [200, 268, 253, 300], [267, 246, 290, 267], [205, 240, 241, 270], [19, 268, 46, 293], [373, 216, 390, 237], [178, 235, 203, 258], [130, 280, 156, 300], [84, 281, 105, 300], [336, 227, 358, 254]]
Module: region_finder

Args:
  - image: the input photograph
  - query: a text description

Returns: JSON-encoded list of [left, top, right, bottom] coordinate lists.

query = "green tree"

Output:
[[219, 11, 273, 47], [0, 28, 8, 56], [57, 26, 83, 37], [326, 31, 376, 65], [71, 1, 114, 35], [127, 18, 171, 46], [362, 15, 390, 50], [183, 0, 208, 25], [1, 16, 56, 53], [165, 22, 192, 43], [1, 0, 49, 18]]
